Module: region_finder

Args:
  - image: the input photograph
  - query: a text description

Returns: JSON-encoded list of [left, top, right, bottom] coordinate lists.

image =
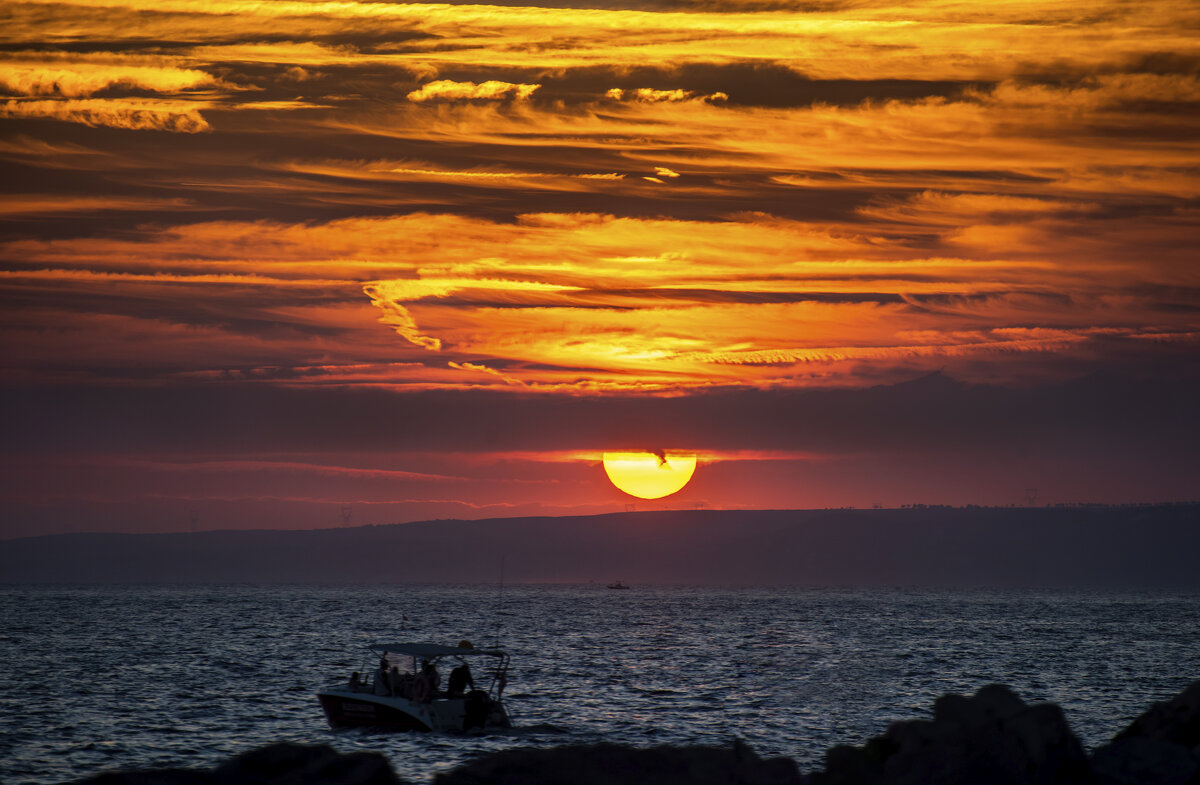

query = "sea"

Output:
[[2, 584, 1199, 784]]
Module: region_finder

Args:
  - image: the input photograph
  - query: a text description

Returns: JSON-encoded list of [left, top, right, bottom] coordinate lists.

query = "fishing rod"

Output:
[[492, 554, 506, 649]]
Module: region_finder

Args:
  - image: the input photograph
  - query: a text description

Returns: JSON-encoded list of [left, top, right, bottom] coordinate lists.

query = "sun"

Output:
[[602, 451, 697, 499]]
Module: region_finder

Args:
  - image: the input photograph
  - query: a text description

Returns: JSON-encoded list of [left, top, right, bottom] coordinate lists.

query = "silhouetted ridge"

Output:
[[3, 505, 1198, 587]]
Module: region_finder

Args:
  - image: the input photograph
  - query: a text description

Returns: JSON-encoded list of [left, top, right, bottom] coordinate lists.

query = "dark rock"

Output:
[[811, 744, 885, 785], [809, 684, 1093, 785], [69, 682, 1200, 785], [1090, 681, 1200, 785], [75, 743, 405, 785], [433, 739, 803, 785], [1090, 738, 1198, 785], [213, 743, 403, 785], [1113, 681, 1200, 748]]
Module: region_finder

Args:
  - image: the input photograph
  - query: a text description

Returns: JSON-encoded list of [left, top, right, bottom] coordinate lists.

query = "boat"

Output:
[[317, 641, 512, 732], [607, 580, 630, 589]]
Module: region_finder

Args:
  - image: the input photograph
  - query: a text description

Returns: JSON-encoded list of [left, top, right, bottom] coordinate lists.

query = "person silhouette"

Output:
[[447, 662, 474, 698], [415, 659, 440, 703]]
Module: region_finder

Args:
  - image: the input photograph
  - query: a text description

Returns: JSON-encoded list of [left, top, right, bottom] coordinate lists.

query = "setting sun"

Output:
[[602, 451, 698, 499]]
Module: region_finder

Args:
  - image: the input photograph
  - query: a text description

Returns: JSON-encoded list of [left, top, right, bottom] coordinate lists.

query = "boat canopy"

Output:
[[371, 642, 505, 658]]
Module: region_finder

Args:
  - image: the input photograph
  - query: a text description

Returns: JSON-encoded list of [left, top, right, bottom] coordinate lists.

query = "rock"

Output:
[[1090, 680, 1200, 785], [69, 682, 1200, 785], [433, 739, 803, 785], [809, 685, 1092, 785], [1113, 681, 1200, 749], [75, 743, 405, 785], [1090, 738, 1198, 785], [808, 743, 886, 785], [213, 743, 403, 785], [77, 771, 211, 785]]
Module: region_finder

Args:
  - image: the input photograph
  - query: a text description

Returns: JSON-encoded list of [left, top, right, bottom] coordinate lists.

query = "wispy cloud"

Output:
[[0, 97, 212, 131], [0, 59, 223, 97]]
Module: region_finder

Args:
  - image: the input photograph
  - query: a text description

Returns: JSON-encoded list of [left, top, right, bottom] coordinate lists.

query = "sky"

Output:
[[1, 0, 1198, 538]]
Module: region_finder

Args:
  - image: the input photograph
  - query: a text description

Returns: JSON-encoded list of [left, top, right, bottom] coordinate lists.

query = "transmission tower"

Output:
[[340, 505, 352, 528], [1025, 487, 1039, 506]]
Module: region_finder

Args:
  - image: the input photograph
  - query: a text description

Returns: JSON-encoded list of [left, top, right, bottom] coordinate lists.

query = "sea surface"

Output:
[[2, 585, 1199, 784]]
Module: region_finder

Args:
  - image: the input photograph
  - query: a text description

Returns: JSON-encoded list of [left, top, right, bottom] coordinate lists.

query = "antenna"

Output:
[[340, 505, 352, 528], [492, 555, 506, 649]]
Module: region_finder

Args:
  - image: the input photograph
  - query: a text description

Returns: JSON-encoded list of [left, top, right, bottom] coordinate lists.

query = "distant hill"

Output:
[[1, 505, 1198, 587]]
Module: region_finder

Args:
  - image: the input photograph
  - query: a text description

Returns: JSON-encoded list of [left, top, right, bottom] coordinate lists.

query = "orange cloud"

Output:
[[0, 195, 194, 215], [607, 88, 729, 103], [406, 80, 540, 102], [0, 98, 211, 132], [276, 159, 627, 193], [0, 60, 221, 97], [2, 0, 1197, 394]]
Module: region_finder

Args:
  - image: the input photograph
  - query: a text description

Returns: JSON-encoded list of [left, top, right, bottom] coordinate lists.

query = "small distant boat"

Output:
[[317, 641, 512, 732], [607, 580, 630, 590]]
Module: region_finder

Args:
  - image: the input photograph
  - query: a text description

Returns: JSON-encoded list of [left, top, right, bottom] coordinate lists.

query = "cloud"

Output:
[[3, 206, 1195, 390], [277, 159, 627, 193], [858, 191, 1102, 225], [607, 87, 728, 103], [1, 0, 1197, 397], [0, 195, 194, 215], [977, 73, 1200, 111], [363, 280, 447, 351], [0, 60, 221, 97], [4, 372, 1198, 465], [406, 80, 540, 102], [0, 98, 211, 132], [448, 361, 528, 387], [108, 458, 464, 482]]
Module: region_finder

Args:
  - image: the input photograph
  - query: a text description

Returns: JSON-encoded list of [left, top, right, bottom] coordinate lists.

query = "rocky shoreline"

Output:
[[78, 681, 1200, 785]]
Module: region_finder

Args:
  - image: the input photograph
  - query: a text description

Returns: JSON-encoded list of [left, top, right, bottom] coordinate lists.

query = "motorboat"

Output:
[[317, 641, 512, 732], [607, 580, 630, 589]]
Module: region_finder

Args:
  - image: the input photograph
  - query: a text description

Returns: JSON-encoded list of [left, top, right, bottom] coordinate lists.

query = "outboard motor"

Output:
[[463, 689, 491, 730]]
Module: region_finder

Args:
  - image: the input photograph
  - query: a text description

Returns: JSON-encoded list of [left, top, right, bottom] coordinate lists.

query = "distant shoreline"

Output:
[[3, 504, 1199, 587]]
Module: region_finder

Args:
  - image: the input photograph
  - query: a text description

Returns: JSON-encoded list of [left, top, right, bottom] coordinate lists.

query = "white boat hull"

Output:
[[317, 688, 510, 732]]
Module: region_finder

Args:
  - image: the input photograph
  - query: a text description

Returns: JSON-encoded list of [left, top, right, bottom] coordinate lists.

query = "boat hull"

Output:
[[317, 689, 510, 732], [318, 691, 433, 731]]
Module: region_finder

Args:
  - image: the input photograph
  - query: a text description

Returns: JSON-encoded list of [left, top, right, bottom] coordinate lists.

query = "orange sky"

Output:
[[1, 0, 1198, 537]]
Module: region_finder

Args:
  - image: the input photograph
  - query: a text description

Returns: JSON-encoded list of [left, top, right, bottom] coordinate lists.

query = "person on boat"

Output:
[[349, 671, 362, 690], [395, 671, 415, 699], [375, 655, 392, 696], [415, 659, 440, 703], [447, 662, 474, 698], [388, 665, 405, 696]]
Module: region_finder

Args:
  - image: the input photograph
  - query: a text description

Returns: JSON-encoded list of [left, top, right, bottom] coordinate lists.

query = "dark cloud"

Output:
[[3, 370, 1197, 458], [534, 62, 985, 108]]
